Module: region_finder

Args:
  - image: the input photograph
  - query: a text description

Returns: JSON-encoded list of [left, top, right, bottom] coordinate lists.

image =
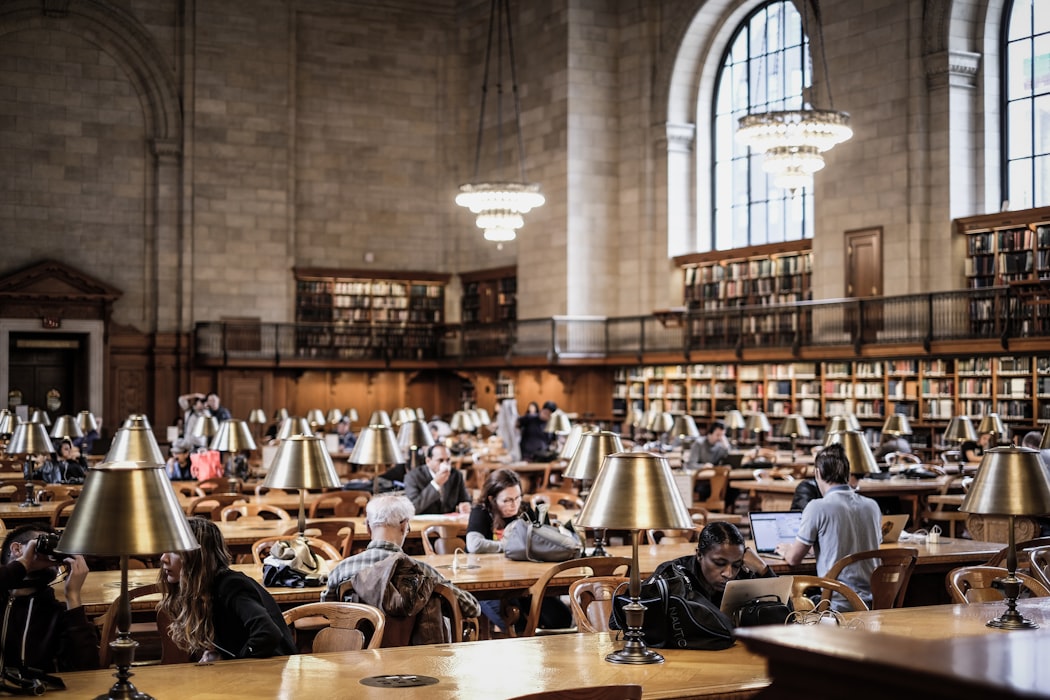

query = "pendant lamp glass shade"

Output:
[[563, 430, 623, 482], [822, 429, 880, 475], [6, 422, 54, 456], [50, 415, 84, 440], [105, 426, 164, 467], [209, 419, 258, 452], [368, 410, 392, 428], [276, 417, 313, 441], [881, 414, 912, 436]]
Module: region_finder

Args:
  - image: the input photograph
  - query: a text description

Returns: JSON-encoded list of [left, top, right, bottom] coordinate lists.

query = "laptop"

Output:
[[720, 576, 795, 615], [748, 511, 805, 557], [881, 514, 910, 543], [723, 452, 747, 469]]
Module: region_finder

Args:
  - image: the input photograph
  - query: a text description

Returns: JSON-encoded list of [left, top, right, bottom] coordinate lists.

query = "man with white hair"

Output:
[[321, 494, 479, 618]]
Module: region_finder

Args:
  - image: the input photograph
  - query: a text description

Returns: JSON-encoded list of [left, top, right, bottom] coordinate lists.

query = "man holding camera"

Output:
[[0, 524, 97, 674]]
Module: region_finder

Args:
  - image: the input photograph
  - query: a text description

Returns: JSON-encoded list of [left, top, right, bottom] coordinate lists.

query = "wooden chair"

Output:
[[49, 499, 77, 528], [286, 520, 356, 558], [693, 465, 730, 513], [98, 583, 189, 667], [175, 484, 205, 499], [251, 536, 342, 566], [282, 601, 385, 651], [522, 556, 632, 637], [307, 490, 371, 518], [421, 524, 466, 555], [185, 494, 247, 520], [42, 484, 81, 501], [568, 575, 629, 633], [196, 477, 243, 495], [434, 581, 479, 642], [922, 476, 969, 537], [687, 506, 709, 528], [1030, 547, 1050, 591], [947, 565, 1050, 603], [219, 503, 292, 522], [985, 537, 1050, 568], [530, 489, 583, 511], [789, 574, 869, 612], [645, 527, 700, 545], [825, 547, 918, 610], [254, 485, 290, 498], [507, 685, 642, 700]]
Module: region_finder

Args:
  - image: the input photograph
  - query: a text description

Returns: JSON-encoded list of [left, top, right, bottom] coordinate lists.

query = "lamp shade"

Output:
[[745, 412, 772, 435], [476, 408, 491, 425], [58, 462, 199, 556], [545, 410, 572, 435], [564, 430, 623, 481], [348, 425, 402, 465], [105, 426, 164, 466], [780, 414, 810, 438], [630, 408, 646, 429], [209, 419, 257, 452], [466, 409, 483, 428], [450, 411, 476, 432], [671, 415, 700, 440], [961, 447, 1050, 515], [276, 417, 313, 440], [30, 409, 51, 427], [123, 414, 152, 430], [650, 412, 674, 434], [325, 408, 344, 426], [306, 409, 326, 428], [825, 415, 851, 434], [0, 411, 18, 436], [76, 410, 99, 434], [191, 415, 219, 440], [397, 419, 435, 451], [823, 429, 880, 475], [273, 408, 290, 422], [346, 409, 359, 423], [559, 424, 586, 460], [50, 415, 84, 440], [977, 413, 1006, 437], [944, 415, 977, 444], [577, 452, 693, 530], [263, 435, 341, 490], [248, 409, 267, 424], [882, 414, 912, 436], [368, 410, 392, 428], [6, 422, 54, 455], [724, 410, 746, 430], [1040, 424, 1050, 451]]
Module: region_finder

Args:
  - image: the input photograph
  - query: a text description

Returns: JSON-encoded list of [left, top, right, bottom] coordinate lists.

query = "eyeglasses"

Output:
[[496, 495, 522, 505]]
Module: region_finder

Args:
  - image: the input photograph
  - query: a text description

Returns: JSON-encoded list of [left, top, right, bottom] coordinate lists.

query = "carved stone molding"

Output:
[[0, 259, 122, 322], [666, 122, 696, 154], [924, 49, 981, 90]]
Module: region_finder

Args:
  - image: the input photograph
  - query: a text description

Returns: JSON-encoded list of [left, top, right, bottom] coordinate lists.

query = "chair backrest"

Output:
[[421, 525, 466, 556], [789, 575, 869, 612], [282, 601, 386, 651], [687, 506, 709, 528], [522, 556, 632, 636], [985, 537, 1050, 568], [1030, 547, 1050, 591], [645, 528, 700, 546], [695, 466, 730, 512], [49, 499, 77, 529], [185, 494, 248, 520], [251, 536, 342, 566], [290, 520, 357, 558], [42, 484, 81, 501], [947, 565, 1050, 604], [939, 450, 962, 465], [825, 547, 918, 610], [886, 452, 921, 467], [507, 685, 643, 700], [98, 583, 190, 667], [530, 489, 583, 511], [197, 477, 242, 495], [307, 490, 371, 518], [433, 582, 477, 642], [220, 503, 292, 522], [568, 575, 629, 633]]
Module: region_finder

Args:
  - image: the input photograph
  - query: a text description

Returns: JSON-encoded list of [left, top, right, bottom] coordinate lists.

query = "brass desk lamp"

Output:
[[6, 421, 53, 507], [349, 424, 402, 495], [563, 430, 623, 556], [263, 435, 341, 539]]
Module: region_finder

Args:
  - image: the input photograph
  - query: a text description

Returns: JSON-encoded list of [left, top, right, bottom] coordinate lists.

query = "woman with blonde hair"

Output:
[[158, 518, 296, 662]]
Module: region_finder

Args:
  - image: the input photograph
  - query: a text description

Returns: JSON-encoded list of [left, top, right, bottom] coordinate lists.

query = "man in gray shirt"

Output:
[[776, 443, 882, 610], [686, 421, 730, 470]]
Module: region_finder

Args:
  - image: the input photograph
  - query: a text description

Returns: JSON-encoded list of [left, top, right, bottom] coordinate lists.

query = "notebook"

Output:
[[748, 511, 805, 556], [720, 576, 796, 614], [881, 514, 909, 543]]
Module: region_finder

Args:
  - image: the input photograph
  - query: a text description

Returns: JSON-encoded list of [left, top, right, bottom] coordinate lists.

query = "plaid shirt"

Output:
[[321, 540, 479, 618]]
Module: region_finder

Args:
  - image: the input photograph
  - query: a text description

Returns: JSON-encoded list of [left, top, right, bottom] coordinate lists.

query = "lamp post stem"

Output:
[[988, 514, 1037, 630], [100, 554, 151, 699], [297, 489, 306, 540], [605, 530, 663, 665]]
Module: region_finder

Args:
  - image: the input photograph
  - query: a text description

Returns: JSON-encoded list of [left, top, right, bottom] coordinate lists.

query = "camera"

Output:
[[35, 532, 61, 559]]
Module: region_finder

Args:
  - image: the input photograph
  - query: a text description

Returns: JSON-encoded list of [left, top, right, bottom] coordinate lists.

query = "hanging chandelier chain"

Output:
[[805, 0, 834, 110], [503, 0, 528, 183], [470, 0, 499, 179]]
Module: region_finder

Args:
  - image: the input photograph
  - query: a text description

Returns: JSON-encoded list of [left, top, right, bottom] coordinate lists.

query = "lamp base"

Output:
[[95, 666, 153, 700], [605, 645, 665, 665], [987, 612, 1039, 630]]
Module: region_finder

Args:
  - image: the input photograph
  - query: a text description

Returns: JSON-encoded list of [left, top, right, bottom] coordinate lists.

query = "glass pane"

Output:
[[785, 2, 802, 48], [1033, 0, 1049, 35], [803, 192, 814, 239], [766, 54, 782, 105], [715, 78, 732, 115], [751, 202, 768, 245], [733, 157, 750, 205], [1008, 40, 1033, 97], [731, 29, 748, 63], [767, 3, 783, 55], [733, 63, 750, 111], [751, 57, 766, 108], [715, 205, 733, 251], [750, 8, 767, 58], [751, 154, 768, 200], [1010, 158, 1034, 209], [1009, 0, 1032, 41], [1035, 154, 1050, 208], [1009, 99, 1034, 158], [1036, 94, 1050, 155], [1034, 34, 1050, 93], [732, 205, 749, 248], [767, 198, 785, 243]]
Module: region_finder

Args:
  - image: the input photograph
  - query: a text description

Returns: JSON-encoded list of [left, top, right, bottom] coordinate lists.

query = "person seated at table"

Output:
[[1022, 430, 1050, 467], [31, 439, 88, 484], [650, 522, 772, 610], [960, 431, 991, 464], [165, 439, 195, 480], [403, 444, 471, 515], [0, 523, 96, 674], [158, 518, 296, 662], [321, 494, 479, 620], [335, 415, 356, 451], [775, 444, 882, 610], [685, 421, 730, 471], [873, 433, 911, 463], [464, 469, 572, 633]]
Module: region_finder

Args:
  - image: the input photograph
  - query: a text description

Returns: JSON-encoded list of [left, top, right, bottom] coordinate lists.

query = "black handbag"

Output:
[[732, 594, 791, 627], [610, 568, 734, 650]]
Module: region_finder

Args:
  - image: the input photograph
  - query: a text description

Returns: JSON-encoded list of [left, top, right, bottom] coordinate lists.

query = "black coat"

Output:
[[210, 569, 297, 659]]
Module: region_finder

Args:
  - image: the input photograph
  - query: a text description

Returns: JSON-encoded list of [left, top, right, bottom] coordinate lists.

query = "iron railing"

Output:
[[195, 285, 1047, 365]]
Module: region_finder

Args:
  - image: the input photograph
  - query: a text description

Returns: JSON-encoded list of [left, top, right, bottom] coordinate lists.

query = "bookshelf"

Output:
[[294, 268, 448, 360], [460, 266, 517, 324]]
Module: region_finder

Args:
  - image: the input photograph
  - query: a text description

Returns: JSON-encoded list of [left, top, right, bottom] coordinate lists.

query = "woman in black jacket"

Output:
[[158, 518, 296, 662]]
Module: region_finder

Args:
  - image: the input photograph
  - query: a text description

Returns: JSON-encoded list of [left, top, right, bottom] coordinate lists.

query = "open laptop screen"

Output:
[[749, 511, 804, 554]]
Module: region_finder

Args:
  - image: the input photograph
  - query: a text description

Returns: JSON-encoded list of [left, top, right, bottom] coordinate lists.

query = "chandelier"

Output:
[[736, 1, 852, 191], [455, 0, 544, 244]]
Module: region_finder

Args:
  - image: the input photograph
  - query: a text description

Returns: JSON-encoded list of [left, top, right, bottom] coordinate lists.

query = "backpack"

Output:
[[190, 450, 224, 480]]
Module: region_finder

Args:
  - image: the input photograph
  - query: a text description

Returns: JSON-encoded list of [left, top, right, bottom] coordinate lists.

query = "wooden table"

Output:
[[58, 631, 770, 699], [739, 599, 1050, 699], [0, 500, 60, 523]]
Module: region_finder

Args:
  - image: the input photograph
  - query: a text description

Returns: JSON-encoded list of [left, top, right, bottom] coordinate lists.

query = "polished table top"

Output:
[[731, 475, 954, 496], [59, 631, 770, 699]]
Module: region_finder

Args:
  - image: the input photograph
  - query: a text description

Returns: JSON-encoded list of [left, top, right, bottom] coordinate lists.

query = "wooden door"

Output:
[[845, 227, 883, 298], [8, 334, 86, 415]]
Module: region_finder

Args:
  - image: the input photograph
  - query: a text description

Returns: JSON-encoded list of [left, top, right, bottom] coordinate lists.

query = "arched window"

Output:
[[1002, 0, 1050, 209], [712, 0, 813, 250]]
